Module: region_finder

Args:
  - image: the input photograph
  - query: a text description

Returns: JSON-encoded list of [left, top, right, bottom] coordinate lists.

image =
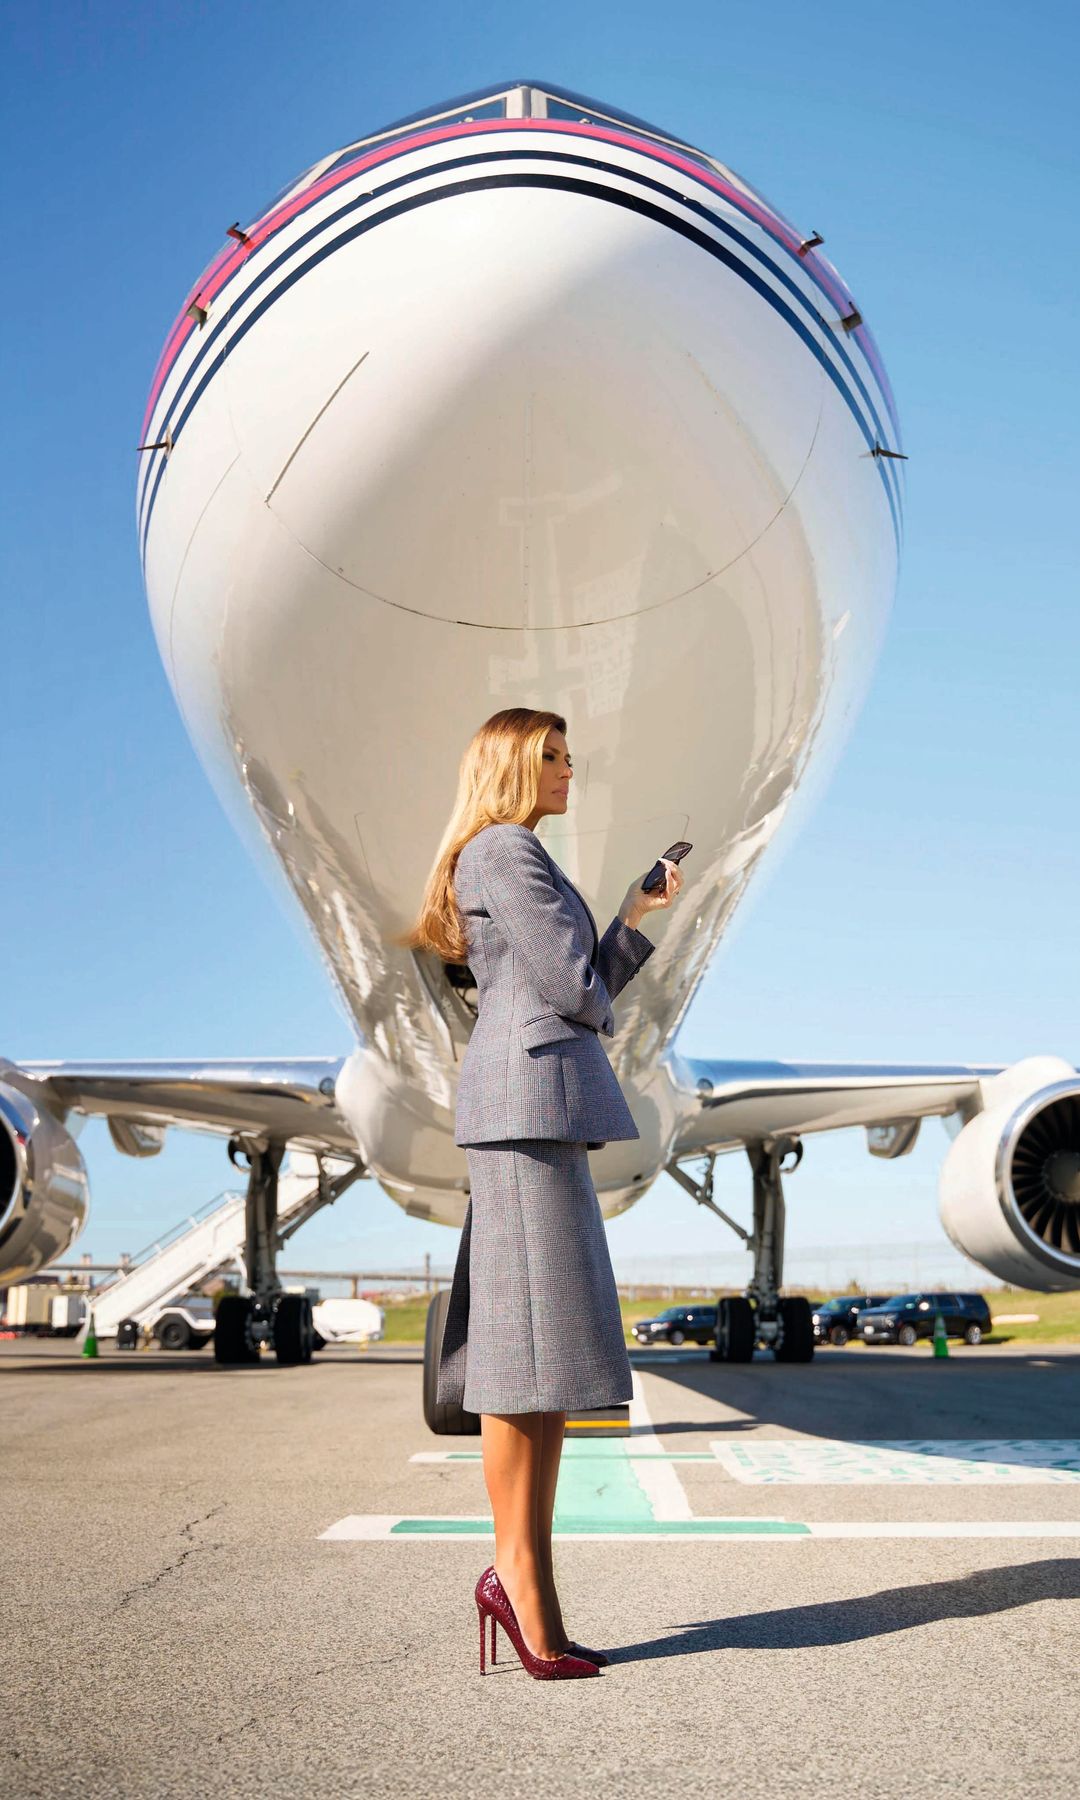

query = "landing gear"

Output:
[[213, 1136, 362, 1368], [712, 1296, 754, 1362], [669, 1135, 815, 1364]]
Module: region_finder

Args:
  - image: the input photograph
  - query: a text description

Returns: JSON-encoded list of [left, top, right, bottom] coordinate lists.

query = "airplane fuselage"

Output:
[[137, 85, 903, 1225]]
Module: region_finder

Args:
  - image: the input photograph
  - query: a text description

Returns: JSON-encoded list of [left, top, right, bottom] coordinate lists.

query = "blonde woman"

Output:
[[404, 708, 682, 1680]]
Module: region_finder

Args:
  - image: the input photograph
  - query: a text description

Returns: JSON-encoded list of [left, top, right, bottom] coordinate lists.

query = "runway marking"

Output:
[[711, 1439, 1080, 1485], [318, 1516, 1080, 1542], [410, 1450, 714, 1462]]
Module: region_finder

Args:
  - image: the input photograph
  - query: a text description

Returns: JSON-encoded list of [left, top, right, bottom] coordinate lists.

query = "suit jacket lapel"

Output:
[[540, 845, 600, 967]]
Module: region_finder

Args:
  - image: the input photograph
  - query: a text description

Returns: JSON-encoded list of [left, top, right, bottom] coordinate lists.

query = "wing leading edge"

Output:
[[663, 1051, 1024, 1159], [4, 1057, 358, 1156]]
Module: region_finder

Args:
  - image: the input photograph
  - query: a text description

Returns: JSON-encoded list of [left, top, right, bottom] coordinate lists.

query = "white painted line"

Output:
[[628, 1368, 693, 1521], [804, 1521, 1080, 1539], [319, 1515, 403, 1540], [318, 1515, 1080, 1543]]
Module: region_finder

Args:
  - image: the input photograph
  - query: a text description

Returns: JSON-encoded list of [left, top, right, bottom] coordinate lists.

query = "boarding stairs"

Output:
[[85, 1152, 358, 1338]]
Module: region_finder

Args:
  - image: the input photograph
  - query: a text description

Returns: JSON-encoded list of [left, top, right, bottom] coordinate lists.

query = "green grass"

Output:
[[373, 1285, 1080, 1347]]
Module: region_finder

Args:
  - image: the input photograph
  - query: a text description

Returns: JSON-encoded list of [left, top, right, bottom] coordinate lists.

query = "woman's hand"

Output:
[[618, 858, 684, 933]]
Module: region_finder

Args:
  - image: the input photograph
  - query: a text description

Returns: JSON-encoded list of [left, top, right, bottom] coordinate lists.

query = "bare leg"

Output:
[[482, 1411, 562, 1660], [536, 1411, 568, 1647]]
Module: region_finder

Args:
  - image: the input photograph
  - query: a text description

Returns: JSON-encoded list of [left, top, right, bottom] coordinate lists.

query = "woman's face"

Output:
[[533, 727, 573, 819]]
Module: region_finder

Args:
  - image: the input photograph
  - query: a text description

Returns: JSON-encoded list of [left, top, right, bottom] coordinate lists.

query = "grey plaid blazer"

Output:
[[452, 822, 655, 1147]]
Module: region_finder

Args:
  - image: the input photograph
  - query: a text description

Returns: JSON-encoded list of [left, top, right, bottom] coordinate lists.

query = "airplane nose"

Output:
[[223, 189, 820, 632]]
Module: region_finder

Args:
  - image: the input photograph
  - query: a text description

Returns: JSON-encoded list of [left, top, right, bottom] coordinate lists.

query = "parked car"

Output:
[[859, 1292, 992, 1346], [631, 1304, 718, 1346], [811, 1294, 891, 1346], [152, 1292, 217, 1351]]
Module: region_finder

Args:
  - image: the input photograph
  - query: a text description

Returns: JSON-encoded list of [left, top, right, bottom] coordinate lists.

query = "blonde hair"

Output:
[[399, 707, 567, 962]]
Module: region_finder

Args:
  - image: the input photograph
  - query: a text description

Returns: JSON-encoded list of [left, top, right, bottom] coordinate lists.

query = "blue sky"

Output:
[[3, 1, 1077, 1285]]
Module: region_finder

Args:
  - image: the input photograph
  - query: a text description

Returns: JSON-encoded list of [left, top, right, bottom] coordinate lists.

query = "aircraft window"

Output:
[[541, 97, 714, 169], [320, 97, 507, 178]]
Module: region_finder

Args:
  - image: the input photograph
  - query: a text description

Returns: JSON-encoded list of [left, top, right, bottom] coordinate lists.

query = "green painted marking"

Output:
[[389, 1517, 810, 1536], [553, 1437, 655, 1526]]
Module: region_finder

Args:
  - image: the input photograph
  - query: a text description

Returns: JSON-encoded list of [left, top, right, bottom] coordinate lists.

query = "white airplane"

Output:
[[4, 81, 1077, 1410]]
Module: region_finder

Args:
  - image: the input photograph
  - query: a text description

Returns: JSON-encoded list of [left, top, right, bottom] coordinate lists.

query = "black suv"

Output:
[[811, 1294, 891, 1346], [631, 1304, 718, 1347], [859, 1292, 992, 1346]]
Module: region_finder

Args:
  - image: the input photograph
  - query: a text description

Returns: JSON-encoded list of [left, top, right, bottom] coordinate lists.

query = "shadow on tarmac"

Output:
[[630, 1347, 1079, 1442], [608, 1557, 1080, 1659], [0, 1348, 422, 1375]]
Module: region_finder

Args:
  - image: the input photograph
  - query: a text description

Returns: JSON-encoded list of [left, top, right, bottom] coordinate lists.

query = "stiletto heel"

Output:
[[474, 1566, 598, 1680]]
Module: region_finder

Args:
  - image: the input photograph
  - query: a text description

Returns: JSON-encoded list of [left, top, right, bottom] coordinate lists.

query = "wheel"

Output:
[[829, 1324, 849, 1347], [669, 1329, 686, 1346], [422, 1288, 481, 1435], [311, 1329, 326, 1351], [897, 1323, 918, 1346], [775, 1296, 815, 1362], [158, 1316, 191, 1352], [963, 1323, 982, 1345], [214, 1295, 259, 1365], [273, 1294, 314, 1365], [713, 1296, 755, 1362], [189, 1335, 211, 1352]]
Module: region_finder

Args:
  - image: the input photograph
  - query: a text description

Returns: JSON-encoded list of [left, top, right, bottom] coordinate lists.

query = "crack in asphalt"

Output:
[[111, 1504, 228, 1615]]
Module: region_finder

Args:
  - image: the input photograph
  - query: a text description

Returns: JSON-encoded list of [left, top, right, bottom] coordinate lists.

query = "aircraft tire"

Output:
[[214, 1295, 259, 1365], [274, 1294, 314, 1365], [423, 1288, 481, 1435], [775, 1296, 815, 1362], [714, 1296, 755, 1363]]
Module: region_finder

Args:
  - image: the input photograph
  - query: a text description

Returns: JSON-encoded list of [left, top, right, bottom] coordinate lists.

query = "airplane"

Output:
[[4, 80, 1078, 1421]]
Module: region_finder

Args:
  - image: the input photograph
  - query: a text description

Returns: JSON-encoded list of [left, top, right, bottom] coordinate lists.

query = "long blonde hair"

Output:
[[399, 707, 567, 962]]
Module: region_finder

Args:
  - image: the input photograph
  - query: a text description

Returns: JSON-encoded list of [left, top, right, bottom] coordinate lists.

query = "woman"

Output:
[[404, 707, 682, 1680]]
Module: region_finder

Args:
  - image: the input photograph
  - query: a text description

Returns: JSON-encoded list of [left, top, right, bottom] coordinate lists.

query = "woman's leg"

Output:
[[536, 1411, 568, 1645], [482, 1410, 562, 1659]]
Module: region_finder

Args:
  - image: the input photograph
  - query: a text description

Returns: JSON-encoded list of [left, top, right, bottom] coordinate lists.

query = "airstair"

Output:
[[85, 1151, 358, 1338]]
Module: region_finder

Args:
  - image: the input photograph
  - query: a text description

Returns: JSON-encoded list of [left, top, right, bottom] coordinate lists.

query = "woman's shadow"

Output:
[[608, 1557, 1080, 1660]]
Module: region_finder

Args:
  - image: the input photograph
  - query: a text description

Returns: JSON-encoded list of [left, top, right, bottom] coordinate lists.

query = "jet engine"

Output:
[[0, 1077, 90, 1283], [939, 1056, 1080, 1290]]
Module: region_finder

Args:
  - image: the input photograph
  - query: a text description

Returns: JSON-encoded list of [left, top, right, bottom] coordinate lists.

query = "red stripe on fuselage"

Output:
[[141, 118, 886, 440]]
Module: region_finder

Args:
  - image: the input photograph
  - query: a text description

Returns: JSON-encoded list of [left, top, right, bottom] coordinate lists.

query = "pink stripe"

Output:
[[141, 116, 881, 439]]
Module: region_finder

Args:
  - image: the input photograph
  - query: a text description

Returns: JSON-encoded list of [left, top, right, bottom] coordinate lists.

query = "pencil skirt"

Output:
[[435, 1138, 633, 1415]]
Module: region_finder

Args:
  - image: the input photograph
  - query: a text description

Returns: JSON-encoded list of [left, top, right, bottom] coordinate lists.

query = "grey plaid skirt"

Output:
[[435, 1139, 633, 1415]]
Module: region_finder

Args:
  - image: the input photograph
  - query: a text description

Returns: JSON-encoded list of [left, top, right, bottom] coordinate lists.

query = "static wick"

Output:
[[839, 306, 863, 333], [797, 231, 824, 256], [186, 300, 209, 327], [136, 427, 173, 456], [226, 222, 251, 245], [871, 443, 909, 461]]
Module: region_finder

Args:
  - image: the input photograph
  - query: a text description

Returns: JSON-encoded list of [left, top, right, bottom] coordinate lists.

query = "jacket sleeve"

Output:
[[471, 824, 617, 1035], [596, 916, 656, 1003]]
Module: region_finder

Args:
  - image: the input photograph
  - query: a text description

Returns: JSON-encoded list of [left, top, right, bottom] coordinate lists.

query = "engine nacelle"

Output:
[[939, 1056, 1080, 1290], [0, 1078, 90, 1283]]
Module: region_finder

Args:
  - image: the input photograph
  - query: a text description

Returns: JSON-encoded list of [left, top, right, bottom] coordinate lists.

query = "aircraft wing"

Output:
[[664, 1051, 1019, 1160], [4, 1057, 358, 1157]]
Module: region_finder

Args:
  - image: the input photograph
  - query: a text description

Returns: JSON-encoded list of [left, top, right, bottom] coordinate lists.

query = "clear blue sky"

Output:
[[3, 1, 1077, 1283]]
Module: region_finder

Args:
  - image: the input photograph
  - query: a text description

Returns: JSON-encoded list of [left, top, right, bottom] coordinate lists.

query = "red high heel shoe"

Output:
[[475, 1567, 598, 1679]]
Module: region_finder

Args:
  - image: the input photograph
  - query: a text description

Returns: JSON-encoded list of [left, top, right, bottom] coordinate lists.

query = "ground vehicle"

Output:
[[152, 1292, 216, 1351], [859, 1292, 992, 1346], [811, 1294, 890, 1346], [631, 1304, 718, 1346]]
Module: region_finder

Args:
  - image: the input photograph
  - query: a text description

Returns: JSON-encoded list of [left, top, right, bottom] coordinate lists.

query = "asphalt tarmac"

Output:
[[3, 1335, 1079, 1799]]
